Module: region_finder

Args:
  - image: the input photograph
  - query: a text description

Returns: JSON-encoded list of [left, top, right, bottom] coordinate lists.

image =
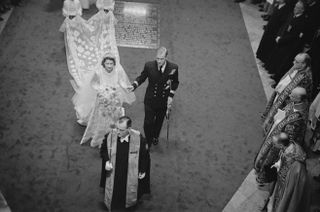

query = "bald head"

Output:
[[291, 87, 307, 97], [290, 87, 307, 103], [293, 53, 311, 69], [279, 132, 289, 143]]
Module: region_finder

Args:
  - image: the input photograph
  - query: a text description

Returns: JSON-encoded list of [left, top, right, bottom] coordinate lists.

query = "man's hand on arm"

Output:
[[127, 81, 138, 92]]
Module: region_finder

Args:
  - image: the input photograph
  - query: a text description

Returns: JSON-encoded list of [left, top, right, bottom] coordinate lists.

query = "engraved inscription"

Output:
[[114, 1, 160, 49]]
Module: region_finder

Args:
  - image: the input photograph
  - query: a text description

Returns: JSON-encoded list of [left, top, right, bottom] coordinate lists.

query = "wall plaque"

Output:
[[114, 1, 160, 49]]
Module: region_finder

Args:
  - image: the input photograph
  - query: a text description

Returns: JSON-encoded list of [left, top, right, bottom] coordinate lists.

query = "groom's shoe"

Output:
[[152, 138, 159, 145]]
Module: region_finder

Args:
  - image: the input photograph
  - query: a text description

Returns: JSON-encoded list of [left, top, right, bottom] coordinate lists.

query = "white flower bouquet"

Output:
[[98, 86, 123, 121]]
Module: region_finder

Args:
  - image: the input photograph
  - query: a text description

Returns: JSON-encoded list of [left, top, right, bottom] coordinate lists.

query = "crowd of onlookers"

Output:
[[233, 0, 320, 211], [0, 0, 24, 22], [235, 0, 320, 99], [231, 0, 320, 211], [259, 0, 319, 90], [252, 50, 320, 211]]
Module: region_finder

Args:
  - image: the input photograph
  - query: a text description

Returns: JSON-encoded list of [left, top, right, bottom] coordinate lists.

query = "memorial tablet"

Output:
[[114, 1, 160, 49]]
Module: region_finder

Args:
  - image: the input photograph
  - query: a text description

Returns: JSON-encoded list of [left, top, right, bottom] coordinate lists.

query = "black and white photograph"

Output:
[[1, 0, 320, 211]]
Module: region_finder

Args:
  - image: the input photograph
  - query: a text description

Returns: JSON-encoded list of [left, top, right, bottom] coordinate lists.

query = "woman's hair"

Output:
[[101, 56, 116, 68]]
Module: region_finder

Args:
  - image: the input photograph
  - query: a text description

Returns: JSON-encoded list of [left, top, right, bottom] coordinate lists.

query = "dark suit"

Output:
[[304, 1, 320, 45], [133, 60, 179, 145], [256, 3, 291, 66], [307, 29, 320, 98], [267, 13, 307, 82]]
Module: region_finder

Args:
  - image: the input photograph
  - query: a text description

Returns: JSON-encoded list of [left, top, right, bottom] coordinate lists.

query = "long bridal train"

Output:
[[60, 10, 135, 147]]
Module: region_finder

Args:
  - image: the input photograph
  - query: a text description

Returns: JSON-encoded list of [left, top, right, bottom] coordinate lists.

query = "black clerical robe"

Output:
[[266, 13, 307, 82], [100, 129, 150, 210], [257, 3, 291, 65]]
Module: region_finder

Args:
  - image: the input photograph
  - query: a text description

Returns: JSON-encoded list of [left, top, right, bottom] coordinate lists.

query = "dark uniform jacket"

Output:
[[134, 60, 179, 108]]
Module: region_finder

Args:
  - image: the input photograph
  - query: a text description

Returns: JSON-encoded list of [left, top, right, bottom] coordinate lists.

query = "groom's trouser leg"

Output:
[[144, 104, 156, 147], [153, 107, 167, 139]]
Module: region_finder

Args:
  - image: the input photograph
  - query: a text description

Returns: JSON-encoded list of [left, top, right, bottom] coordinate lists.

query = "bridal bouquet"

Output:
[[98, 86, 123, 120]]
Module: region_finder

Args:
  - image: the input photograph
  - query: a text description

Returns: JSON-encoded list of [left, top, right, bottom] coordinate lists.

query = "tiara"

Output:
[[103, 52, 116, 59]]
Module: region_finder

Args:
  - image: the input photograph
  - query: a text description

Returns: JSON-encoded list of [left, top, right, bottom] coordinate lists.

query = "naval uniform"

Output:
[[133, 60, 179, 146]]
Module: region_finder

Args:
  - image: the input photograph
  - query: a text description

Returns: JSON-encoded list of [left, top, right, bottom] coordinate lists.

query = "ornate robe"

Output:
[[262, 67, 312, 136], [255, 102, 307, 184], [271, 143, 309, 212]]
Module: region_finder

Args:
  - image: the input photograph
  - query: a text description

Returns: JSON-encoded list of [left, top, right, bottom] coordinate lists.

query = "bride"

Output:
[[74, 53, 136, 147]]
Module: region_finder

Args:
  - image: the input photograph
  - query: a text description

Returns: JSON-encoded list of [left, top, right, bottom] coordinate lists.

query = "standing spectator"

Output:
[[262, 53, 312, 135], [255, 87, 309, 184], [255, 133, 290, 186], [267, 142, 310, 212], [257, 0, 291, 66], [266, 0, 307, 83]]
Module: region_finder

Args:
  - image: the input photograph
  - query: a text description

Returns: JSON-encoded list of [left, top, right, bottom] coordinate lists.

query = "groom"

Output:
[[129, 47, 179, 147]]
